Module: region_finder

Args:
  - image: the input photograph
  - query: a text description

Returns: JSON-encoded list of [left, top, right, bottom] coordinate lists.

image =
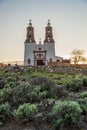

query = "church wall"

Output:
[[44, 42, 56, 64], [24, 43, 36, 66], [36, 44, 44, 51]]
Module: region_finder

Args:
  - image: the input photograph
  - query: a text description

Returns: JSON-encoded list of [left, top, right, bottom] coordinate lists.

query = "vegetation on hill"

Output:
[[0, 66, 87, 130], [70, 49, 87, 64]]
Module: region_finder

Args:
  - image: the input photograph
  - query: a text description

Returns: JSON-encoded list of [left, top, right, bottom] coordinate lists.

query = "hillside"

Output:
[[0, 66, 87, 130]]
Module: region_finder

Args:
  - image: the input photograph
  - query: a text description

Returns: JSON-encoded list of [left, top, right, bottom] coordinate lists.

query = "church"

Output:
[[24, 20, 62, 66]]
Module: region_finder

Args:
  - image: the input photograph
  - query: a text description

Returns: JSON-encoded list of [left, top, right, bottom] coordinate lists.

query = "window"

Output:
[[48, 29, 50, 33], [38, 47, 41, 50], [48, 36, 50, 42], [49, 58, 52, 62], [27, 58, 31, 64], [48, 35, 50, 37]]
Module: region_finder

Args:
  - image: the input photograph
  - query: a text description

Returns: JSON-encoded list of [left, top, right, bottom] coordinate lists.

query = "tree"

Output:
[[71, 49, 87, 64]]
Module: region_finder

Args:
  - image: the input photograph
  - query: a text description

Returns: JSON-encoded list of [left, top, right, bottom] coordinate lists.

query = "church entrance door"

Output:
[[34, 51, 46, 66], [37, 60, 45, 65]]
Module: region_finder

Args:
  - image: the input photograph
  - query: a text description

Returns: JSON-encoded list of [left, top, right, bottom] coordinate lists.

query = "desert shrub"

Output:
[[75, 92, 87, 113], [0, 75, 2, 80], [0, 79, 5, 89], [51, 85, 67, 99], [26, 67, 36, 74], [26, 85, 48, 102], [0, 102, 11, 125], [11, 81, 31, 105], [66, 78, 83, 92], [11, 83, 46, 104], [0, 87, 12, 103], [38, 90, 48, 99], [4, 82, 16, 88], [76, 98, 87, 113], [5, 76, 16, 82], [29, 76, 56, 91], [0, 81, 48, 108], [82, 77, 87, 87], [13, 103, 38, 123], [3, 72, 11, 78], [51, 101, 83, 130], [0, 81, 31, 107], [51, 74, 69, 85], [77, 92, 87, 99], [27, 85, 41, 102], [0, 67, 4, 72], [3, 71, 18, 81], [19, 75, 27, 81]]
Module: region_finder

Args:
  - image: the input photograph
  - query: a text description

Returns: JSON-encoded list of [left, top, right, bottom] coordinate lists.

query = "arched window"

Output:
[[49, 58, 52, 62], [48, 29, 50, 33], [27, 58, 31, 64], [29, 35, 31, 38]]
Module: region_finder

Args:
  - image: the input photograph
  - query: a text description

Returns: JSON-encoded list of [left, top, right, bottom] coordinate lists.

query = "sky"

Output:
[[0, 0, 87, 62]]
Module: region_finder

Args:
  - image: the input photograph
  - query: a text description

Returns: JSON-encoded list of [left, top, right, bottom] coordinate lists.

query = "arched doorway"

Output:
[[34, 51, 46, 66], [36, 54, 45, 65]]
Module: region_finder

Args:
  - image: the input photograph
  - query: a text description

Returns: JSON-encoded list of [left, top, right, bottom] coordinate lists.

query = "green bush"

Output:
[[4, 82, 16, 88], [77, 92, 87, 99], [38, 90, 48, 99], [26, 85, 48, 102], [5, 76, 16, 82], [12, 83, 48, 104], [52, 101, 83, 130], [0, 81, 48, 108], [0, 102, 11, 125], [51, 85, 67, 99], [19, 75, 27, 81], [11, 81, 31, 104], [29, 76, 56, 91], [32, 85, 48, 100], [0, 87, 12, 103], [66, 78, 83, 92], [0, 81, 31, 106], [76, 98, 87, 113], [75, 92, 87, 113], [0, 79, 5, 89], [4, 72, 11, 78], [13, 103, 38, 123], [82, 77, 87, 87]]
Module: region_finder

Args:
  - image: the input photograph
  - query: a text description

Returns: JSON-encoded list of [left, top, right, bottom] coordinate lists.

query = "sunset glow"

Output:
[[0, 0, 87, 62]]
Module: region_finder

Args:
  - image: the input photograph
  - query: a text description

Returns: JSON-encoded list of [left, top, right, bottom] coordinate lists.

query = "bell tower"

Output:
[[44, 20, 55, 43], [25, 20, 36, 43], [44, 20, 56, 63], [24, 20, 36, 66]]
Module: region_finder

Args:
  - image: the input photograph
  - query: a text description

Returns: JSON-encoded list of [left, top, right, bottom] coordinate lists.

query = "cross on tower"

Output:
[[39, 38, 41, 44], [48, 19, 50, 23], [47, 19, 51, 26], [29, 19, 32, 23], [29, 19, 32, 26]]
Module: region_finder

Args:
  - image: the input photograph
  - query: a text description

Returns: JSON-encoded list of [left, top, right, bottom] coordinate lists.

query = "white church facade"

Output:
[[24, 20, 62, 66]]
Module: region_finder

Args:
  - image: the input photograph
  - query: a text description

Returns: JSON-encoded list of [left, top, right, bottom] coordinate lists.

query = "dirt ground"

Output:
[[0, 121, 53, 130]]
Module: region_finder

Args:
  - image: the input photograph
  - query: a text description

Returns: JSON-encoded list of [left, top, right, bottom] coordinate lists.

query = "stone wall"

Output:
[[48, 61, 87, 69]]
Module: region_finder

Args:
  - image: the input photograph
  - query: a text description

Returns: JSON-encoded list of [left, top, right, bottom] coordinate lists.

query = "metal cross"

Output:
[[29, 19, 32, 23], [48, 19, 50, 23]]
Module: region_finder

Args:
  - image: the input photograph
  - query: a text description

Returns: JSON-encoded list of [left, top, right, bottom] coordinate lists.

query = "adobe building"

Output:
[[24, 20, 63, 66]]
